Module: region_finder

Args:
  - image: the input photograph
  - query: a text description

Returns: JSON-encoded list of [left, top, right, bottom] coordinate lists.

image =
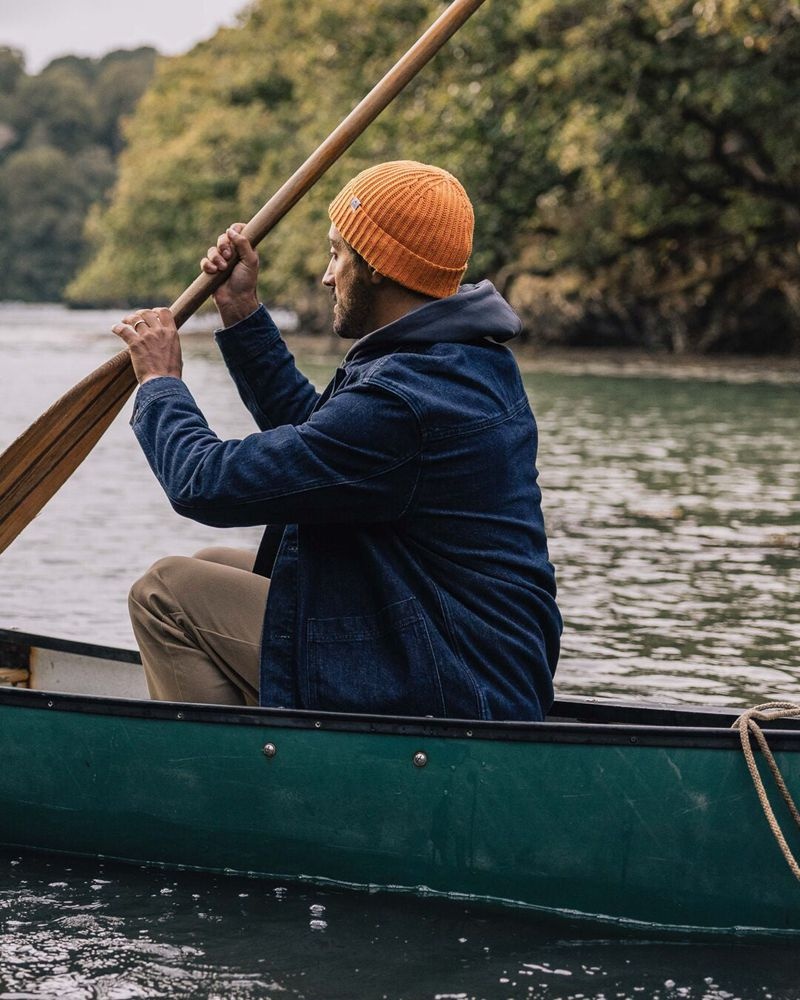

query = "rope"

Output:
[[731, 702, 800, 881]]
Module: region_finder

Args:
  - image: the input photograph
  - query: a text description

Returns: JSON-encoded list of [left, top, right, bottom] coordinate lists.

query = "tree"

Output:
[[501, 0, 800, 353], [0, 47, 25, 95], [68, 0, 556, 321], [67, 0, 800, 353], [94, 49, 159, 153], [11, 65, 99, 154], [0, 48, 157, 301]]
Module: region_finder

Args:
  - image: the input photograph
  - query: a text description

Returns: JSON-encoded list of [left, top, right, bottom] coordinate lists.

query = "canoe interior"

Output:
[[0, 626, 148, 699]]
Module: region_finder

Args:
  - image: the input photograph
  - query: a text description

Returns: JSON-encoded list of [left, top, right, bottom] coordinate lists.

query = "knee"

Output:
[[129, 556, 191, 615]]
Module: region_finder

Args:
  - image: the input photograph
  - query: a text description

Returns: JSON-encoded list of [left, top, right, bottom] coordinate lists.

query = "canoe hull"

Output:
[[1, 677, 799, 936]]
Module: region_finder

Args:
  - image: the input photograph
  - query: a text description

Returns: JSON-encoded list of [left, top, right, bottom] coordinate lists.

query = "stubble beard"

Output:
[[332, 270, 375, 340]]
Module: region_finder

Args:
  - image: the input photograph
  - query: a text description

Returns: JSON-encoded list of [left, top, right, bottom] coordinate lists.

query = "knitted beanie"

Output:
[[328, 160, 474, 299]]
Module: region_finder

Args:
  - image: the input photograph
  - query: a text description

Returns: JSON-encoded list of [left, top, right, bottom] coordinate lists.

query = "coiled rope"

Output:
[[731, 702, 800, 881]]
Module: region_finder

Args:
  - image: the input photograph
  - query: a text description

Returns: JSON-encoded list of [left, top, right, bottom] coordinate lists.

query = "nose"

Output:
[[322, 259, 334, 288]]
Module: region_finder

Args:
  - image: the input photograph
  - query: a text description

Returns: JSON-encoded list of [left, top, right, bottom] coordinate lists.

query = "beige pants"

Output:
[[128, 547, 269, 706]]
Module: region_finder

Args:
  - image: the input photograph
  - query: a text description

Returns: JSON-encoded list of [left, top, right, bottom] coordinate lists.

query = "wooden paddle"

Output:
[[0, 0, 487, 556]]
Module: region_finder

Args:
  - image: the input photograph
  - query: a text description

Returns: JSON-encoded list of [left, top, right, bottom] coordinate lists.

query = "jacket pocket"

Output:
[[306, 597, 445, 716]]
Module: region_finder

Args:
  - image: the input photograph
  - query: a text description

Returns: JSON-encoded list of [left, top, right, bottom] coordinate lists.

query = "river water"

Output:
[[1, 303, 799, 997]]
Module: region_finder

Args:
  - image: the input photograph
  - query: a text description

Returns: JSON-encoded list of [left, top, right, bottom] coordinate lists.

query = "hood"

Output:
[[344, 280, 522, 364]]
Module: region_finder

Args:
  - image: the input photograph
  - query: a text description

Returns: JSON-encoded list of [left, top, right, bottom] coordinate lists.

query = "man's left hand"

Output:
[[113, 307, 183, 385]]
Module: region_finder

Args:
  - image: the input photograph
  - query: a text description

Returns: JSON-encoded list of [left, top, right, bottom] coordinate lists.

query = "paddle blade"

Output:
[[0, 349, 136, 555]]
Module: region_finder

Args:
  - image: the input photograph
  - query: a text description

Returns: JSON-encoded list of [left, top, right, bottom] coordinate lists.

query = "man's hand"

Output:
[[201, 223, 260, 328], [112, 307, 183, 385]]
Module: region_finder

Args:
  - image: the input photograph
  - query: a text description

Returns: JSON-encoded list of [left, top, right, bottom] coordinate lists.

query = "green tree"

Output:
[[94, 49, 159, 152], [501, 0, 800, 353], [68, 0, 800, 353], [0, 47, 25, 135], [0, 47, 25, 95], [0, 145, 105, 299], [0, 47, 157, 301], [68, 0, 557, 321], [11, 65, 99, 154]]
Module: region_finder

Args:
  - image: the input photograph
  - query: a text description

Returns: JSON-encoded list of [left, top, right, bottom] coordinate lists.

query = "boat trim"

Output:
[[2, 627, 799, 750]]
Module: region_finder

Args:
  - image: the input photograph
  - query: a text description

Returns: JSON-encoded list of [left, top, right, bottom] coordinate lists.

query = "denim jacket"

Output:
[[131, 281, 561, 720]]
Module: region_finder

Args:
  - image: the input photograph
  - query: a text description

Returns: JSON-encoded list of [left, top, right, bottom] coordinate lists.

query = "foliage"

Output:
[[67, 0, 559, 322], [0, 46, 157, 301], [60, 0, 800, 352], [504, 0, 800, 353]]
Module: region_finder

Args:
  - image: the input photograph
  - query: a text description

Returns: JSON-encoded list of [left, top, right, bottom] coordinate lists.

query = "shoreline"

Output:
[[509, 344, 800, 385], [2, 301, 798, 385], [283, 333, 800, 386]]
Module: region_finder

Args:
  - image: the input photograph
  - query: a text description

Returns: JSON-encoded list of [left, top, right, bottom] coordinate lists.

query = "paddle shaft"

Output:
[[174, 0, 488, 324], [0, 0, 487, 555]]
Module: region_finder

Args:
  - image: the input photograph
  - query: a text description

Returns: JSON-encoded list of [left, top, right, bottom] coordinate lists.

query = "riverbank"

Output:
[[284, 331, 800, 385], [3, 301, 797, 385], [511, 344, 800, 385]]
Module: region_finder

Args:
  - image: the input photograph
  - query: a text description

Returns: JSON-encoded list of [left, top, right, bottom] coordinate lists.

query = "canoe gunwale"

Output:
[[0, 627, 140, 664], [2, 627, 799, 750], [2, 684, 800, 751]]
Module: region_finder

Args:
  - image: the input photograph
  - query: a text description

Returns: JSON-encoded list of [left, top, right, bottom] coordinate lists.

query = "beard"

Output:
[[332, 269, 375, 340]]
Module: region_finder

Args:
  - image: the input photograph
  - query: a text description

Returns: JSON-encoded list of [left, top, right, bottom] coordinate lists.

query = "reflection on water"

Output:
[[1, 852, 797, 1000], [1, 303, 797, 706]]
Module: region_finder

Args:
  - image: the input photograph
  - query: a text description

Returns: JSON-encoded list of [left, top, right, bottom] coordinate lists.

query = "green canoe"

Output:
[[0, 627, 798, 937]]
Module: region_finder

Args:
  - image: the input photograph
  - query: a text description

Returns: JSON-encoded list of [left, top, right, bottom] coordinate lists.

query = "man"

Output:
[[113, 160, 561, 720]]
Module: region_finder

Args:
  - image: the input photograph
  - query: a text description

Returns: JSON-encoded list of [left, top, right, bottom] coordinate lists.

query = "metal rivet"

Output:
[[47, 700, 53, 708], [176, 712, 183, 720], [263, 743, 277, 758], [314, 721, 321, 729], [466, 730, 473, 737], [413, 751, 428, 768]]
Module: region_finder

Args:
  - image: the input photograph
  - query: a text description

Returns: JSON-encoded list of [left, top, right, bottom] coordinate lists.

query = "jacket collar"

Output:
[[343, 280, 522, 365]]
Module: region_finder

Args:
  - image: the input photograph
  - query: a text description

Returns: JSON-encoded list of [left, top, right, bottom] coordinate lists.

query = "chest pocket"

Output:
[[305, 597, 446, 716]]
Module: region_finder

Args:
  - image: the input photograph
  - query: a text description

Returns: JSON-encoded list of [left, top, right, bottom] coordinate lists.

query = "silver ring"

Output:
[[133, 320, 146, 331]]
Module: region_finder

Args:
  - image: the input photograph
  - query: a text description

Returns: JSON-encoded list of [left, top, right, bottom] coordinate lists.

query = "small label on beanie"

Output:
[[350, 197, 361, 212]]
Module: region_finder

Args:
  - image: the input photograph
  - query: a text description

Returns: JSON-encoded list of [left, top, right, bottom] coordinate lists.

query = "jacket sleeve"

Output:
[[214, 305, 320, 429], [130, 374, 422, 527]]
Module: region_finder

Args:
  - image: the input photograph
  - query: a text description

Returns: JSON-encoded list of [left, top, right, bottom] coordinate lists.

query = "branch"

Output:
[[681, 104, 800, 203]]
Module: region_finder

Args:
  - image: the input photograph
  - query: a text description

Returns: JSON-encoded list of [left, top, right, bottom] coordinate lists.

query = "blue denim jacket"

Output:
[[131, 281, 561, 720]]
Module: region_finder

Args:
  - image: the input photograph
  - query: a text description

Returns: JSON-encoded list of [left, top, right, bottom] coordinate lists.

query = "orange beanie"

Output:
[[328, 160, 474, 299]]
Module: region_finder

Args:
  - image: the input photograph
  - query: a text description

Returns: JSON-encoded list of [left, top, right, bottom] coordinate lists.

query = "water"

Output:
[[2, 854, 799, 1000], [534, 373, 800, 706], [1, 303, 799, 996]]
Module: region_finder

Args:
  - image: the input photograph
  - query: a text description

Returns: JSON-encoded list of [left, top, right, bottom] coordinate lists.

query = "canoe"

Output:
[[1, 626, 798, 937]]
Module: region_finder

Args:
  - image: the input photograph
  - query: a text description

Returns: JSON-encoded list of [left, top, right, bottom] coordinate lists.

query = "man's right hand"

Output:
[[201, 223, 260, 328]]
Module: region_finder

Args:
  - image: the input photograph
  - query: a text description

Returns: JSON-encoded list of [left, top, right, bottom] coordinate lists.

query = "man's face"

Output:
[[322, 225, 375, 339]]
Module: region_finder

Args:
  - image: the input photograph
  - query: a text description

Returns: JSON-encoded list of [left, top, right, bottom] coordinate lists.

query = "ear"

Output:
[[368, 266, 383, 286]]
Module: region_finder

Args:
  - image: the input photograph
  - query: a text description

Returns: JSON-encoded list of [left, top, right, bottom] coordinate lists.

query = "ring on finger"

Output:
[[133, 320, 146, 331]]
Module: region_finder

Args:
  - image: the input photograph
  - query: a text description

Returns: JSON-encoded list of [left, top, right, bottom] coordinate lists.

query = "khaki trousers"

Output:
[[128, 547, 269, 706]]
